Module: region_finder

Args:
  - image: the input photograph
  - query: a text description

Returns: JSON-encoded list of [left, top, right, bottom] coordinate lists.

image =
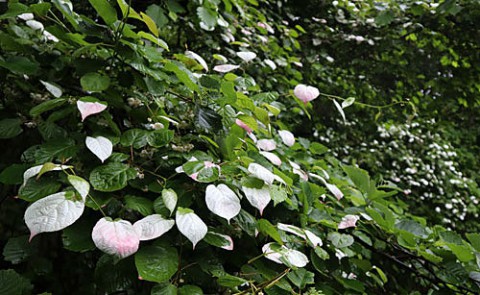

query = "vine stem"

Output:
[[318, 92, 408, 110]]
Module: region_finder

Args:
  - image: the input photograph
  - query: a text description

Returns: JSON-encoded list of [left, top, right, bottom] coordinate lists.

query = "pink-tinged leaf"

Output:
[[85, 136, 113, 163], [185, 50, 209, 71], [256, 139, 276, 151], [213, 64, 240, 73], [133, 214, 175, 241], [209, 232, 234, 250], [242, 185, 271, 215], [205, 184, 241, 222], [294, 84, 320, 104], [176, 208, 207, 249], [237, 51, 257, 62], [290, 161, 308, 181], [92, 217, 140, 258], [236, 119, 253, 133], [278, 130, 295, 147], [77, 100, 107, 121], [338, 215, 360, 229], [262, 243, 284, 264], [25, 192, 85, 241], [259, 151, 282, 166], [325, 182, 343, 200]]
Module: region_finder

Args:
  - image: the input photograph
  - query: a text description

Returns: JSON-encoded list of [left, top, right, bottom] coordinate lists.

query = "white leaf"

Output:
[[325, 182, 344, 200], [338, 215, 360, 229], [77, 100, 107, 121], [176, 208, 208, 249], [262, 242, 284, 264], [67, 175, 90, 201], [26, 20, 44, 31], [185, 50, 209, 71], [133, 214, 175, 241], [259, 151, 282, 166], [237, 51, 257, 62], [162, 189, 178, 216], [85, 136, 113, 162], [341, 97, 356, 109], [213, 64, 240, 73], [22, 164, 71, 187], [248, 163, 275, 185], [92, 217, 140, 258], [256, 139, 276, 151], [284, 249, 309, 267], [205, 184, 241, 222], [264, 59, 277, 70], [40, 81, 63, 98], [242, 185, 271, 215], [278, 130, 295, 147], [333, 99, 346, 122], [294, 84, 320, 104], [305, 230, 323, 247], [18, 13, 34, 21], [25, 192, 85, 241], [277, 223, 306, 239]]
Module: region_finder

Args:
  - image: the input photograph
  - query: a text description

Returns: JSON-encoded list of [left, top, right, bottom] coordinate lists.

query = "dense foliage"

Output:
[[1, 0, 479, 294]]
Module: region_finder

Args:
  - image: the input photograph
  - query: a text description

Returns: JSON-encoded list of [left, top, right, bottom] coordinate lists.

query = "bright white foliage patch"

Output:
[[25, 192, 85, 241], [248, 163, 275, 185], [176, 208, 208, 249], [133, 214, 175, 241], [259, 151, 282, 166], [242, 185, 271, 215], [67, 175, 90, 201], [77, 101, 107, 121], [237, 51, 257, 62], [92, 218, 140, 258], [277, 223, 306, 239], [22, 164, 71, 187], [185, 50, 209, 71], [205, 184, 241, 222], [305, 230, 323, 247], [278, 130, 295, 147], [262, 242, 309, 267], [256, 139, 276, 151], [162, 189, 178, 216], [294, 84, 320, 104], [85, 136, 113, 163], [338, 215, 360, 229], [210, 232, 234, 251], [213, 64, 240, 73]]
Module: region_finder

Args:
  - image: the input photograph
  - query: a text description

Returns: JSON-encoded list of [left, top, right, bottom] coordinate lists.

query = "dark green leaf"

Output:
[[147, 129, 174, 147], [178, 285, 203, 295], [89, 163, 137, 192], [80, 72, 111, 92], [0, 164, 28, 185], [327, 232, 354, 248], [88, 0, 118, 25], [18, 178, 61, 202], [125, 195, 153, 216], [287, 268, 314, 289], [258, 219, 283, 244], [0, 118, 23, 139], [151, 283, 177, 295], [195, 106, 222, 132], [62, 219, 96, 252], [3, 236, 32, 264], [95, 255, 136, 294], [0, 269, 33, 295], [120, 129, 149, 149], [30, 98, 67, 117], [0, 56, 39, 74], [135, 245, 178, 283]]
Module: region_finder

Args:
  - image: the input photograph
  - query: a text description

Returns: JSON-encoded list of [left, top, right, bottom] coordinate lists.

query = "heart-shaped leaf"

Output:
[[77, 99, 107, 121], [92, 217, 140, 258], [242, 185, 271, 215], [162, 188, 178, 216], [25, 191, 85, 241], [133, 214, 175, 241], [85, 136, 113, 163], [67, 175, 90, 200], [205, 184, 241, 222], [176, 208, 207, 249]]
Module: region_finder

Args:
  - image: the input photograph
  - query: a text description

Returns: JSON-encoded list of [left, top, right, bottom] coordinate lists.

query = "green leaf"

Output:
[[18, 178, 61, 202], [195, 106, 223, 132], [466, 233, 480, 252], [375, 10, 394, 26], [62, 219, 96, 252], [216, 273, 248, 288], [2, 236, 32, 264], [0, 3, 28, 19], [89, 163, 137, 192], [327, 232, 354, 248], [287, 268, 315, 289], [147, 129, 174, 147], [0, 56, 39, 74], [258, 219, 283, 244], [94, 254, 136, 294], [200, 76, 220, 89], [125, 195, 153, 216], [236, 114, 258, 132], [80, 72, 111, 92], [233, 209, 257, 237], [197, 7, 217, 28], [120, 129, 149, 149], [151, 283, 177, 295], [395, 220, 428, 238], [0, 164, 28, 185], [30, 3, 52, 17], [135, 245, 179, 283], [343, 165, 373, 195], [269, 185, 288, 206], [30, 98, 68, 117], [178, 285, 203, 295], [0, 118, 23, 139], [164, 61, 199, 92], [88, 0, 118, 25], [0, 269, 33, 295]]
